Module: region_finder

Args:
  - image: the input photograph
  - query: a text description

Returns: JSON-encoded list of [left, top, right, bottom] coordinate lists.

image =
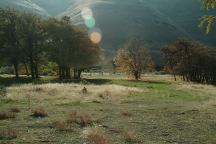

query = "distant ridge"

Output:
[[1, 0, 216, 60]]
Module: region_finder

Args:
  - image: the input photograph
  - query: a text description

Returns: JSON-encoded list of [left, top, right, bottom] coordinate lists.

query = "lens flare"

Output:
[[85, 17, 96, 28], [81, 7, 93, 20], [89, 28, 102, 44]]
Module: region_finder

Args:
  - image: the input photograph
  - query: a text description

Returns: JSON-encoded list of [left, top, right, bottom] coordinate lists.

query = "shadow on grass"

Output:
[[130, 80, 171, 85], [0, 74, 171, 88], [113, 79, 171, 86], [0, 76, 112, 87], [0, 77, 33, 87]]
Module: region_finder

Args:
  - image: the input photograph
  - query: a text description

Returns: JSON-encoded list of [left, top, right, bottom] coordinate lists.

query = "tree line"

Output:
[[0, 8, 101, 80], [113, 38, 216, 85], [1, 8, 216, 85], [161, 38, 216, 85]]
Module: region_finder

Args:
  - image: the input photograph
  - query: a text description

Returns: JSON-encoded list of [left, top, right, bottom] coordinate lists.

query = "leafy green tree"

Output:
[[72, 30, 101, 79], [45, 17, 74, 79], [45, 17, 101, 79], [0, 8, 21, 78], [199, 0, 216, 33], [18, 12, 46, 79], [0, 9, 101, 80]]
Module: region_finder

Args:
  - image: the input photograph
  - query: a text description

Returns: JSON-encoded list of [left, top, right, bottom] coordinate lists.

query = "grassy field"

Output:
[[0, 74, 216, 144]]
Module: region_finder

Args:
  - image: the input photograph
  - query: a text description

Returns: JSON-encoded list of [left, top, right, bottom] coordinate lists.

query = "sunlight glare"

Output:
[[81, 7, 93, 20], [89, 28, 102, 44], [85, 17, 96, 28]]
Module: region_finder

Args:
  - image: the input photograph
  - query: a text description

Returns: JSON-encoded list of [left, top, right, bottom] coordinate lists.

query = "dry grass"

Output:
[[0, 129, 17, 140], [121, 111, 132, 117], [1, 74, 216, 143], [6, 84, 143, 104], [52, 111, 94, 131], [176, 82, 216, 109], [10, 107, 21, 113], [31, 107, 47, 118], [53, 119, 67, 131], [76, 112, 93, 127], [0, 110, 16, 120], [123, 130, 136, 142], [67, 111, 93, 127], [67, 110, 78, 124], [83, 128, 110, 144]]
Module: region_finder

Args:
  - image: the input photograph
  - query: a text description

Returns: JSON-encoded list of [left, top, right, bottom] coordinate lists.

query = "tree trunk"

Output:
[[13, 63, 19, 79], [24, 62, 29, 76], [134, 71, 139, 80], [66, 67, 71, 79], [30, 57, 35, 80], [62, 67, 66, 79], [77, 69, 83, 79], [74, 68, 78, 79], [59, 66, 62, 80], [173, 72, 177, 81], [34, 61, 39, 79]]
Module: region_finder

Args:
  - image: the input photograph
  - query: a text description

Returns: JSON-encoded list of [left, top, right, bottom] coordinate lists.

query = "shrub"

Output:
[[82, 87, 88, 94], [0, 129, 17, 140], [53, 119, 66, 131], [10, 108, 21, 113], [0, 85, 6, 97], [123, 130, 136, 142], [0, 66, 14, 74], [0, 110, 16, 120], [40, 62, 58, 76], [67, 111, 78, 124], [76, 112, 93, 127], [31, 108, 47, 118], [121, 111, 132, 117], [86, 128, 110, 144], [67, 111, 93, 127], [34, 87, 44, 92]]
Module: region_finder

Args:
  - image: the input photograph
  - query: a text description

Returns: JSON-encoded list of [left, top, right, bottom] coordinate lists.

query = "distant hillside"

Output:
[[1, 0, 216, 64]]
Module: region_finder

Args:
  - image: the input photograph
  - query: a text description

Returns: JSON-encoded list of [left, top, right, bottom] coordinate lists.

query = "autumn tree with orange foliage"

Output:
[[114, 39, 154, 80]]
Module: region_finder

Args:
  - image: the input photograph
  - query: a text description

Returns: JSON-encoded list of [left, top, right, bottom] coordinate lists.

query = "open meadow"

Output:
[[0, 74, 216, 144]]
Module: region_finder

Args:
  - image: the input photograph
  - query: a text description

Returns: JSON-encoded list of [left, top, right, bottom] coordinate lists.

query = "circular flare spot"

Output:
[[90, 32, 101, 44], [81, 7, 93, 20], [89, 28, 102, 44], [85, 17, 96, 28]]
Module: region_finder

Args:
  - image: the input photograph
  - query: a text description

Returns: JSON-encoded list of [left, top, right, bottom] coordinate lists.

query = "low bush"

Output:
[[0, 85, 6, 97], [53, 119, 66, 131], [67, 111, 93, 127], [10, 108, 21, 113], [121, 111, 132, 117], [123, 130, 136, 142], [0, 110, 16, 120], [86, 128, 110, 144], [0, 129, 17, 140], [31, 108, 47, 118]]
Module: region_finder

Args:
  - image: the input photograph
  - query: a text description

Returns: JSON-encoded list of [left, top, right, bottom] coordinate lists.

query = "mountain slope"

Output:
[[0, 0, 50, 16], [1, 0, 215, 58], [46, 0, 216, 54]]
